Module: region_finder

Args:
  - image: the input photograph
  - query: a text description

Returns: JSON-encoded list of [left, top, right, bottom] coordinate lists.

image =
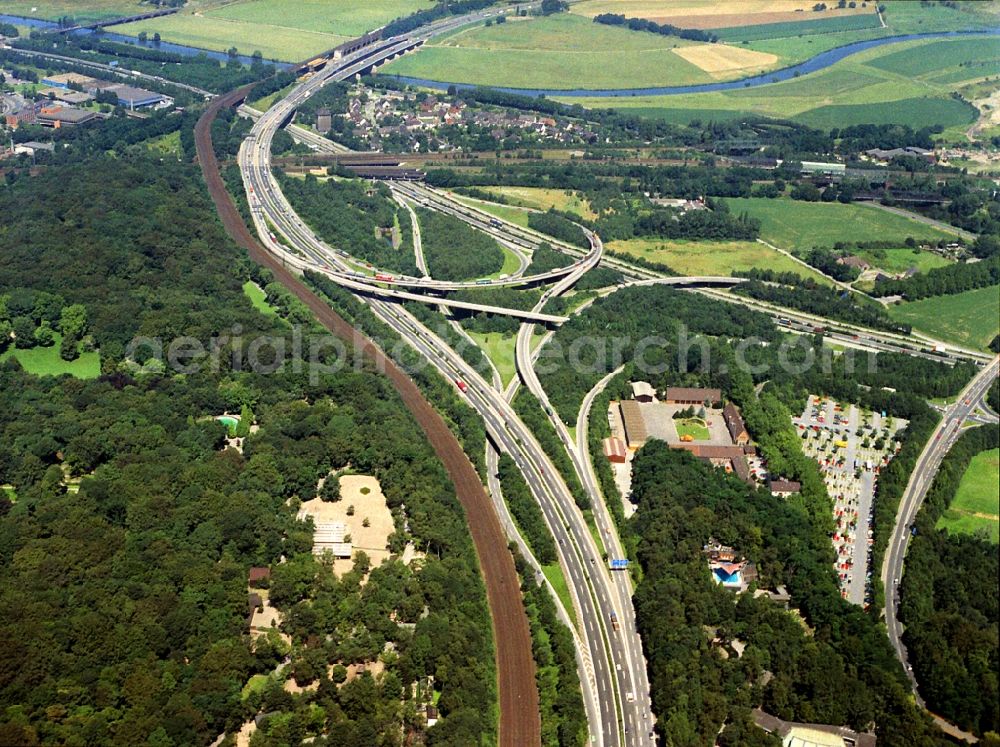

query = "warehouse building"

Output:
[[603, 437, 627, 464], [665, 387, 721, 406], [630, 381, 656, 403], [36, 105, 101, 128], [111, 85, 169, 109], [619, 400, 648, 450]]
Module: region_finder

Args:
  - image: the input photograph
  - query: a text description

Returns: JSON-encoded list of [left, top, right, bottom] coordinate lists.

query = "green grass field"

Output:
[[0, 0, 145, 23], [854, 247, 951, 275], [111, 0, 435, 60], [723, 198, 957, 251], [207, 0, 434, 39], [243, 281, 279, 317], [493, 247, 524, 279], [542, 562, 577, 628], [112, 14, 349, 61], [714, 12, 881, 43], [241, 674, 271, 700], [145, 130, 181, 157], [450, 194, 532, 228], [888, 285, 1000, 352], [383, 13, 727, 89], [936, 448, 999, 543], [676, 418, 710, 441], [607, 237, 831, 282], [0, 333, 100, 379], [558, 35, 992, 129], [467, 330, 517, 387], [483, 186, 597, 220]]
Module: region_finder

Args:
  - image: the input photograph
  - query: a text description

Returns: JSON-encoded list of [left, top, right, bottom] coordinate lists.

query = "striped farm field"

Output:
[[887, 285, 1000, 352], [722, 198, 957, 252], [559, 35, 992, 130]]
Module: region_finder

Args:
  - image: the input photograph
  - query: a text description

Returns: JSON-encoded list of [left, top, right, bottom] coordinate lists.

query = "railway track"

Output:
[[195, 85, 542, 747]]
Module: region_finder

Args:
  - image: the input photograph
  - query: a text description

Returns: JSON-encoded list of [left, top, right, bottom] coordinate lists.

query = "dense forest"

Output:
[[535, 284, 777, 424], [733, 272, 911, 334], [415, 207, 505, 281], [899, 425, 999, 737], [870, 255, 1000, 299], [279, 174, 419, 276], [627, 444, 946, 746], [0, 156, 498, 746]]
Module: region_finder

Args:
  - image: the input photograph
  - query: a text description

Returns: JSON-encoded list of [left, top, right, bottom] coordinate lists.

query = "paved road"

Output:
[[882, 357, 998, 743]]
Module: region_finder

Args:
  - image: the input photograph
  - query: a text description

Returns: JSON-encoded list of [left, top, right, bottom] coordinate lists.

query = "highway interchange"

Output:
[[232, 9, 998, 745]]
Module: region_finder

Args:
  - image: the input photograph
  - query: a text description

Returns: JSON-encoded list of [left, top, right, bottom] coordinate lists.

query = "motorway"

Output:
[[235, 10, 656, 745], [229, 8, 997, 745], [882, 356, 998, 742]]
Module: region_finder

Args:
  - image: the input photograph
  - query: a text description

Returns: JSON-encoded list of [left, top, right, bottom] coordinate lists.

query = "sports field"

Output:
[[887, 285, 1000, 351], [558, 34, 993, 129], [483, 187, 597, 221], [112, 0, 432, 61], [607, 237, 829, 283], [936, 448, 999, 543], [0, 333, 100, 379], [382, 14, 759, 89], [722, 198, 957, 251]]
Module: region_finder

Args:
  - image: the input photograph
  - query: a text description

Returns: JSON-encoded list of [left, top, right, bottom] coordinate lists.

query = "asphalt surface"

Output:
[[882, 357, 998, 742], [195, 72, 542, 747]]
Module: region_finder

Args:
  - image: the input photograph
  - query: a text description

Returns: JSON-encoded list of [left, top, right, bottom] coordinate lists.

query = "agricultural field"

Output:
[[381, 13, 758, 89], [111, 0, 433, 61], [0, 0, 147, 23], [482, 187, 597, 220], [0, 334, 100, 379], [606, 237, 830, 283], [207, 0, 433, 39], [570, 0, 875, 30], [936, 448, 1000, 543], [887, 285, 1000, 351], [723, 198, 957, 251], [111, 14, 348, 61], [556, 29, 994, 129]]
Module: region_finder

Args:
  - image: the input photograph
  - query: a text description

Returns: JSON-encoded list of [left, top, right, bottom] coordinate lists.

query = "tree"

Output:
[[320, 475, 341, 502], [58, 304, 87, 339], [153, 32, 161, 44], [137, 31, 148, 43], [11, 316, 36, 349]]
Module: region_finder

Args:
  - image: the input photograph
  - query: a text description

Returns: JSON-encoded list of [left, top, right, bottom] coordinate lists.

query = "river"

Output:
[[383, 29, 999, 98], [0, 13, 292, 69]]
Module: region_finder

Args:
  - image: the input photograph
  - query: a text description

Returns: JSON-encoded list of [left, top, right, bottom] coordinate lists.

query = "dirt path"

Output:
[[195, 88, 540, 747]]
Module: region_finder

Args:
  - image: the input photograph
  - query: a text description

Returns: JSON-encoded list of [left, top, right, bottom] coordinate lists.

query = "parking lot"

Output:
[[794, 395, 906, 606]]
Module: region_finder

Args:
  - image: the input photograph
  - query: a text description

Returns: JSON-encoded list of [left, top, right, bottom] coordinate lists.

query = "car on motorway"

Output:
[[455, 379, 469, 393]]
